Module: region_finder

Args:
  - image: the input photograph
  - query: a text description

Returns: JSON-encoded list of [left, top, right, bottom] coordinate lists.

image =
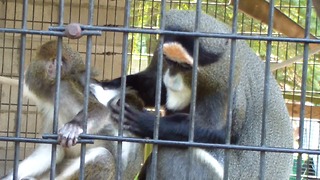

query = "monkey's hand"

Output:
[[110, 100, 232, 144], [109, 100, 192, 140], [109, 100, 155, 138], [58, 119, 83, 148]]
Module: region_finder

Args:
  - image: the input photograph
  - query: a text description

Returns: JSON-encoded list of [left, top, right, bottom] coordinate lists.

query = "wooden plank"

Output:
[[286, 103, 320, 120], [231, 0, 319, 49]]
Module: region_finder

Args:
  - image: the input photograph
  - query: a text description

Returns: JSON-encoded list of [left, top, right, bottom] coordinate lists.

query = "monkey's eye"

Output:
[[163, 56, 174, 66], [180, 63, 191, 69]]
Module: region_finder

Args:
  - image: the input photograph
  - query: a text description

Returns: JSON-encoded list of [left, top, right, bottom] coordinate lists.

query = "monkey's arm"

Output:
[[58, 101, 109, 148], [110, 102, 231, 144], [100, 73, 167, 107]]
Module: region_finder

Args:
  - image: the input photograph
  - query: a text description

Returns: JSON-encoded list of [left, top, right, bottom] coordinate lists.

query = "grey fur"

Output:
[[143, 10, 293, 180]]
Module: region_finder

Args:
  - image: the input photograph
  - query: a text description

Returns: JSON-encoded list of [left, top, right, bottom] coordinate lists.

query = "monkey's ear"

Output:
[[163, 42, 193, 66]]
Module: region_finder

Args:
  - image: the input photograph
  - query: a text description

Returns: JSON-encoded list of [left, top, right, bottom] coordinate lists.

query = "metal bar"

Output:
[[0, 28, 101, 36], [116, 0, 131, 179], [187, 1, 201, 179], [189, 0, 201, 147], [150, 0, 166, 179], [13, 0, 28, 178], [1, 0, 10, 174], [296, 0, 312, 179], [0, 136, 93, 144], [0, 25, 316, 44], [79, 1, 95, 180], [76, 134, 320, 155], [259, 0, 275, 179], [48, 26, 320, 43], [49, 0, 64, 178], [223, 0, 239, 179]]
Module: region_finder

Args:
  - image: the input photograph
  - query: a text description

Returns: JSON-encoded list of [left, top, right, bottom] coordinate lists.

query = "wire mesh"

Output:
[[0, 0, 319, 179]]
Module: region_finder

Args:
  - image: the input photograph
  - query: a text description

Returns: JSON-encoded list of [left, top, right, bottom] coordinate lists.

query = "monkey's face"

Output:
[[44, 57, 70, 80]]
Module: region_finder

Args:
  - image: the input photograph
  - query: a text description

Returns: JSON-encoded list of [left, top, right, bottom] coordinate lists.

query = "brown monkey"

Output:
[[1, 40, 144, 180]]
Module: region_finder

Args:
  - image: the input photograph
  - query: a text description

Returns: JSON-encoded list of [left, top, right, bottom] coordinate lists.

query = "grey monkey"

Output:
[[107, 10, 293, 180]]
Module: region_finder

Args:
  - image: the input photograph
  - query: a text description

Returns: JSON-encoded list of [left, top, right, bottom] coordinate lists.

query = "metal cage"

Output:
[[0, 0, 320, 179]]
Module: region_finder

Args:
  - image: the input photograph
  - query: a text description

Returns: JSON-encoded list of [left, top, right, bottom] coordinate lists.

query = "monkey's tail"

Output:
[[0, 76, 19, 86]]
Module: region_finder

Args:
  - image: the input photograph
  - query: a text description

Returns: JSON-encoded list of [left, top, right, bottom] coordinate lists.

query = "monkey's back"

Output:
[[227, 40, 293, 179], [162, 10, 293, 180]]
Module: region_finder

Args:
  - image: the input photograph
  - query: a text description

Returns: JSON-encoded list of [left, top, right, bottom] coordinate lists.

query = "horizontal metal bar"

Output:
[[2, 134, 318, 155], [0, 136, 94, 144], [0, 28, 65, 35], [49, 25, 320, 44], [79, 134, 320, 155], [42, 134, 94, 144], [0, 28, 101, 36]]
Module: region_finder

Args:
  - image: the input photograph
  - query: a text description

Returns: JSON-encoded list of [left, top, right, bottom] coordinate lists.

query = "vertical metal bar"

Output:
[[7, 0, 18, 173], [116, 0, 131, 179], [187, 1, 201, 179], [50, 0, 64, 179], [296, 0, 312, 179], [223, 0, 238, 179], [259, 0, 275, 179], [128, 0, 136, 75], [189, 0, 201, 146], [79, 1, 95, 180], [150, 0, 166, 179], [1, 0, 9, 174], [110, 0, 118, 79], [101, 0, 110, 80], [13, 0, 28, 179]]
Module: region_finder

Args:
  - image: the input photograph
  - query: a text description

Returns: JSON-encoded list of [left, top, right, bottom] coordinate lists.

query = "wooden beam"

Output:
[[286, 103, 320, 120], [231, 0, 319, 50]]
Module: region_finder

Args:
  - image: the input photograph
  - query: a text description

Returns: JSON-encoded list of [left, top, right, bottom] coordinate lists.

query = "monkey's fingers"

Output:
[[110, 113, 138, 127], [113, 98, 139, 115], [60, 135, 76, 148], [124, 125, 143, 136], [111, 107, 139, 125], [58, 123, 83, 147], [60, 137, 68, 148], [66, 130, 79, 147], [110, 102, 134, 119]]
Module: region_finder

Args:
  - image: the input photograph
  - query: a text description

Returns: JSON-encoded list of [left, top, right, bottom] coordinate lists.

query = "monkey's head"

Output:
[[25, 40, 86, 97], [158, 9, 234, 74], [34, 40, 86, 80]]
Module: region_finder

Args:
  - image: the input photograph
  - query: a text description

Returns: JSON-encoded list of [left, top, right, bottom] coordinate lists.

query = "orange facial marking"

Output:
[[163, 42, 193, 66]]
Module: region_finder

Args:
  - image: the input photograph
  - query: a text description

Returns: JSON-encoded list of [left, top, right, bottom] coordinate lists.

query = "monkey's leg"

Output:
[[55, 147, 115, 180], [2, 144, 65, 180]]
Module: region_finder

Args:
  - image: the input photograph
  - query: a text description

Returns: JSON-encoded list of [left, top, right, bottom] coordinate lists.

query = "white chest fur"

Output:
[[90, 84, 119, 106], [163, 70, 191, 111]]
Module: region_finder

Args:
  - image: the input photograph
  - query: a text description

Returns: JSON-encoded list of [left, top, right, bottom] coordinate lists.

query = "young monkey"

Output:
[[1, 40, 144, 180]]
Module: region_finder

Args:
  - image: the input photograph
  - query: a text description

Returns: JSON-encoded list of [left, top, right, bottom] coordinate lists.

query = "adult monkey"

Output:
[[105, 10, 293, 179], [1, 40, 144, 180]]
